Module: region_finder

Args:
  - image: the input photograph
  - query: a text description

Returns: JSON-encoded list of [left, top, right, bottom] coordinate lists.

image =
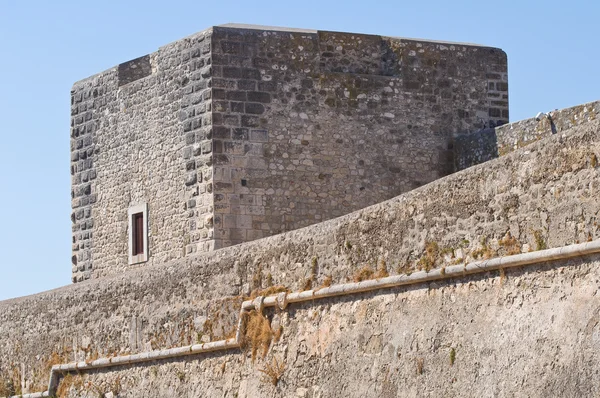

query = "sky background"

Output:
[[0, 0, 597, 301]]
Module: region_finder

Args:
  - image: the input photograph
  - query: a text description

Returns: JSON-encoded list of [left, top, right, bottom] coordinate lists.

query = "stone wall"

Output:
[[455, 99, 600, 170], [20, 255, 600, 397], [70, 28, 215, 282], [71, 24, 508, 280], [7, 117, 600, 396], [209, 25, 508, 248]]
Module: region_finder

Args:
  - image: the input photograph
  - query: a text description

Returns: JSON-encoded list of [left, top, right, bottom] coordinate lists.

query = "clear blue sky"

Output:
[[0, 0, 597, 301]]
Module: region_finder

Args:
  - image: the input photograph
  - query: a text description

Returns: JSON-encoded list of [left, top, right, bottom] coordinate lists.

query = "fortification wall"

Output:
[[14, 255, 600, 397], [4, 117, 600, 395], [70, 29, 215, 282], [455, 99, 600, 170], [210, 25, 508, 249]]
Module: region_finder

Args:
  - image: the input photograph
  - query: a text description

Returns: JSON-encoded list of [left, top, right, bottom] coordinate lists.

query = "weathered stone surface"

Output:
[[70, 29, 215, 282], [4, 116, 600, 396], [455, 99, 600, 170], [70, 24, 509, 281]]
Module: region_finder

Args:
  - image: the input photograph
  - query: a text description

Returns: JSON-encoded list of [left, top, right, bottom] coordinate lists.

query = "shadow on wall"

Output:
[[453, 128, 499, 171]]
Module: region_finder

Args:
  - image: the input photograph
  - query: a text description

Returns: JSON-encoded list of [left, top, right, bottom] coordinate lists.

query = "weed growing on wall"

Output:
[[376, 258, 389, 278], [533, 230, 547, 251], [415, 357, 424, 375], [320, 275, 332, 289], [249, 285, 289, 300], [417, 241, 439, 271], [353, 266, 374, 282], [259, 356, 285, 386], [0, 377, 16, 397], [449, 348, 456, 366], [499, 232, 521, 255], [0, 365, 22, 396], [471, 237, 495, 259], [241, 310, 275, 361]]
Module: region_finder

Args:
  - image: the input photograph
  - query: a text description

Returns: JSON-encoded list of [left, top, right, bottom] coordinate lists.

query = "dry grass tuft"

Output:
[[0, 377, 15, 397], [249, 285, 289, 300], [320, 275, 332, 288], [265, 273, 273, 287], [375, 259, 389, 278], [499, 268, 506, 285], [499, 232, 521, 255], [56, 373, 84, 398], [301, 278, 313, 291], [259, 356, 285, 386], [471, 237, 495, 260], [415, 357, 424, 375], [0, 365, 22, 396], [56, 373, 74, 398], [27, 348, 74, 392], [396, 261, 412, 275], [242, 310, 275, 362], [273, 325, 284, 342], [299, 256, 320, 291], [417, 241, 439, 271], [352, 260, 389, 283], [352, 266, 375, 282]]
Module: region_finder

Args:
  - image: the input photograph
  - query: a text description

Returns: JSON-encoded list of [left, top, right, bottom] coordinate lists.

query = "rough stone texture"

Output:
[[455, 99, 600, 170], [70, 28, 214, 282], [38, 256, 600, 397], [210, 26, 508, 249], [4, 115, 600, 396], [71, 24, 508, 281]]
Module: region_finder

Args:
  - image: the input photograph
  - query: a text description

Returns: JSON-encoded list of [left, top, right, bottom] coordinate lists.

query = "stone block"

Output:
[[242, 68, 261, 80], [245, 103, 265, 114], [247, 91, 271, 103], [232, 128, 249, 140], [250, 129, 268, 142], [238, 80, 256, 91], [222, 67, 242, 78], [241, 115, 261, 127]]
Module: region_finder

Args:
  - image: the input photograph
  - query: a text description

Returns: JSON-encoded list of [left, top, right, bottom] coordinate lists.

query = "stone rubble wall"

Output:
[[210, 25, 508, 249], [455, 99, 600, 170], [4, 117, 600, 396], [34, 255, 600, 397]]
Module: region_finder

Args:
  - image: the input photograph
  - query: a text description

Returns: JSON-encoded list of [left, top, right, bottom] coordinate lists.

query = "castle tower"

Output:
[[70, 24, 508, 282]]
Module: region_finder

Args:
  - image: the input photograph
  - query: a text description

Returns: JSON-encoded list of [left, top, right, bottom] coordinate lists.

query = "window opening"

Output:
[[128, 203, 148, 264], [132, 213, 144, 255]]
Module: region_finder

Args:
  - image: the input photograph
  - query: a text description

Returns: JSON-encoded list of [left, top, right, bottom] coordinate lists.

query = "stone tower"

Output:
[[70, 24, 508, 282]]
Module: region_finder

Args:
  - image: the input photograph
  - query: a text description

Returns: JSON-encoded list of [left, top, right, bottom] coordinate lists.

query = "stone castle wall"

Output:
[[6, 117, 600, 396], [13, 255, 600, 398], [454, 99, 600, 170], [70, 29, 215, 282], [70, 24, 508, 281], [210, 26, 508, 249]]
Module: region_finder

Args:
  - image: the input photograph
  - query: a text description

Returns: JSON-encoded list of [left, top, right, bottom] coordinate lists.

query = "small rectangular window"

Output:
[[128, 203, 148, 264]]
